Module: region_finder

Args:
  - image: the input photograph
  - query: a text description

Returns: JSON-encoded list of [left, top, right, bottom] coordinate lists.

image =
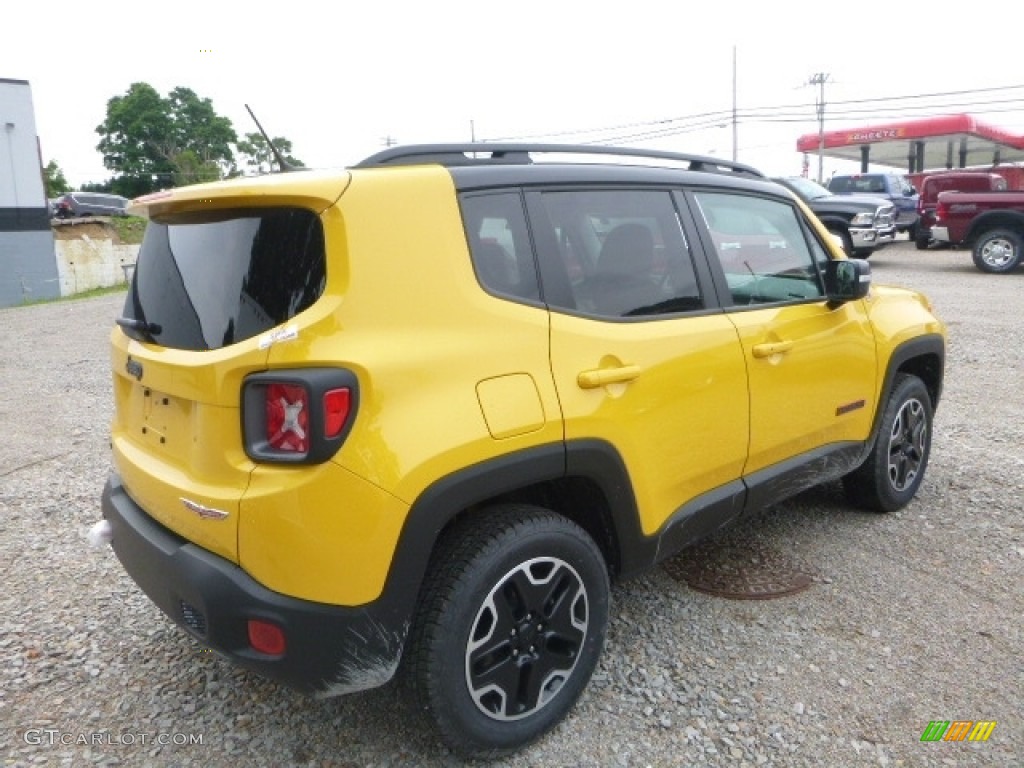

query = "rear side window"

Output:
[[122, 208, 325, 350], [460, 193, 540, 302]]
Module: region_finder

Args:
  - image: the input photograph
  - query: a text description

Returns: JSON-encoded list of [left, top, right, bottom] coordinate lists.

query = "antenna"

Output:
[[244, 104, 296, 173]]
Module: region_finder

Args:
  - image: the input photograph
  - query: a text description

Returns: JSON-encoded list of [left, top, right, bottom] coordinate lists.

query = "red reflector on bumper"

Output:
[[247, 619, 287, 655]]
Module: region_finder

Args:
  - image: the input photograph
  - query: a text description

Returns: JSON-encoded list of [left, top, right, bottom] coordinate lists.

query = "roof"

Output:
[[796, 114, 1024, 169]]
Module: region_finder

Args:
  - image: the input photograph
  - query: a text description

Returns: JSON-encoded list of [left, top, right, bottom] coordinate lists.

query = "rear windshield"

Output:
[[121, 207, 326, 351], [828, 175, 885, 195]]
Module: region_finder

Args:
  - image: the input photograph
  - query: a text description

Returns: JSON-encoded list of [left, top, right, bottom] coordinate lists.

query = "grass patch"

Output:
[[110, 215, 148, 244], [18, 284, 128, 308]]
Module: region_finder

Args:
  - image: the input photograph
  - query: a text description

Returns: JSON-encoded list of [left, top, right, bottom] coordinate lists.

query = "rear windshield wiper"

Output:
[[116, 317, 163, 337]]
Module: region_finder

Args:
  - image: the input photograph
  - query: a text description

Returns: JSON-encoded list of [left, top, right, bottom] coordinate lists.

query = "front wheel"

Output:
[[404, 505, 610, 759], [843, 374, 934, 513], [972, 228, 1023, 273]]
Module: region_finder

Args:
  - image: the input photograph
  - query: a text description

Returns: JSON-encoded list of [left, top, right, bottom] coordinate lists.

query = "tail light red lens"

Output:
[[243, 369, 358, 464], [266, 383, 310, 453], [323, 388, 351, 438]]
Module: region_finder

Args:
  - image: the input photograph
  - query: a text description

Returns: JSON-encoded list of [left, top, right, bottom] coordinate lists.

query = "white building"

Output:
[[0, 78, 59, 307]]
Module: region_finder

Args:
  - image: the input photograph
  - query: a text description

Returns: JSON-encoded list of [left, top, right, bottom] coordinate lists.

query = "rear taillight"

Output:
[[243, 369, 358, 464], [266, 383, 310, 453], [934, 200, 948, 223]]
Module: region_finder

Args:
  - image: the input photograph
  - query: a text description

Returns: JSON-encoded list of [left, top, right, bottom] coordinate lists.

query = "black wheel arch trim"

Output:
[[878, 334, 944, 413], [966, 212, 1024, 245], [866, 334, 944, 455], [384, 441, 656, 614]]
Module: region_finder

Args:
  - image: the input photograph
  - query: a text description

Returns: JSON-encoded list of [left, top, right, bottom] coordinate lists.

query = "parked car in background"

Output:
[[827, 173, 920, 240], [915, 172, 1007, 249], [772, 176, 895, 257], [54, 192, 130, 219]]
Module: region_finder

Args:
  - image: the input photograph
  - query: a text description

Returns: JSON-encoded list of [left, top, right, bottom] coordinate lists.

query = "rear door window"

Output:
[[531, 188, 703, 318], [121, 207, 326, 350]]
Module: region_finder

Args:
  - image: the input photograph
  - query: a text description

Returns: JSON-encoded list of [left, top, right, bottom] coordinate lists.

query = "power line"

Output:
[[485, 83, 1024, 144]]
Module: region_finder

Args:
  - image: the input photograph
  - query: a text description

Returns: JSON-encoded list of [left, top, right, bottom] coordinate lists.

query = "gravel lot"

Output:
[[1, 240, 1021, 767]]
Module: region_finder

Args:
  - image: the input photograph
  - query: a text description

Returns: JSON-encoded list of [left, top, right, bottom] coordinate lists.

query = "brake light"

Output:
[[266, 383, 309, 453], [934, 200, 948, 223]]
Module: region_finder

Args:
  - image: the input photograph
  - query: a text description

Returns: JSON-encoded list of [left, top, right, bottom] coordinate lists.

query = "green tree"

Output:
[[42, 160, 70, 197], [235, 132, 305, 175], [95, 82, 238, 195], [171, 149, 222, 187]]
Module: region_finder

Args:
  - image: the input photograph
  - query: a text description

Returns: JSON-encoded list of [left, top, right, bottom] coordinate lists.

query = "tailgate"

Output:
[[110, 180, 345, 564], [110, 335, 268, 564]]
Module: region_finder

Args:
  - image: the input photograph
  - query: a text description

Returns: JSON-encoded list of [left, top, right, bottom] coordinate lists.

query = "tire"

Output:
[[915, 234, 930, 251], [972, 228, 1023, 274], [828, 228, 853, 257], [404, 504, 610, 758], [907, 222, 919, 242], [843, 374, 933, 513]]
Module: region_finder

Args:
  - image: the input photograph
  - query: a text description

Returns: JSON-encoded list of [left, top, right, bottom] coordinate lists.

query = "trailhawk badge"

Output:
[[180, 498, 229, 520]]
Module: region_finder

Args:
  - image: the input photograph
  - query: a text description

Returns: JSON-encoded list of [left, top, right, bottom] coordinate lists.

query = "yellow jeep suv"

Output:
[[98, 144, 945, 758]]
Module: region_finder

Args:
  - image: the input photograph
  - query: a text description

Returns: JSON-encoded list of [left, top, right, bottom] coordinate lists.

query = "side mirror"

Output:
[[825, 258, 871, 303]]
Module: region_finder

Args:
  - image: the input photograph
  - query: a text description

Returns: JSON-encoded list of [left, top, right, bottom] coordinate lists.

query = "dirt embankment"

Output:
[[51, 219, 119, 241], [51, 217, 145, 244]]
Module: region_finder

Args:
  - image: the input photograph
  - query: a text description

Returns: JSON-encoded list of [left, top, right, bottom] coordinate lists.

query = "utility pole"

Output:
[[381, 135, 397, 148], [808, 72, 830, 184], [732, 46, 738, 162]]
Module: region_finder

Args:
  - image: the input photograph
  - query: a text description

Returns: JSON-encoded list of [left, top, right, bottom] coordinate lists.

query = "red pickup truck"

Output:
[[932, 191, 1024, 273]]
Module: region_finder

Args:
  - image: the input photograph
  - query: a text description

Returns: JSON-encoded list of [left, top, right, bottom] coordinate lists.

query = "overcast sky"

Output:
[[5, 1, 1022, 188]]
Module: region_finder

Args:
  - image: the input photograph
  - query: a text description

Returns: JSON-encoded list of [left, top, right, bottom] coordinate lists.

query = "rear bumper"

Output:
[[931, 226, 950, 243], [101, 474, 408, 697]]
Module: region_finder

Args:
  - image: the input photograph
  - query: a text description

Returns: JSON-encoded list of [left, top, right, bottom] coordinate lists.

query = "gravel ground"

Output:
[[1, 240, 1021, 767]]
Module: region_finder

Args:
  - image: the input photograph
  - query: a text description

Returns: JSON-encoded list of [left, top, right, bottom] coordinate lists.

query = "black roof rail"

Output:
[[352, 143, 765, 178]]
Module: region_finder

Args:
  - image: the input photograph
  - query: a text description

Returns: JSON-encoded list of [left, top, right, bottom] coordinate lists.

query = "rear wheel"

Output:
[[843, 374, 933, 513], [972, 228, 1023, 273], [915, 234, 930, 250], [404, 505, 610, 759]]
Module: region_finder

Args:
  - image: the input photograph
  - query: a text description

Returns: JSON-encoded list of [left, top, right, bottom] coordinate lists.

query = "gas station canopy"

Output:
[[796, 114, 1024, 173]]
